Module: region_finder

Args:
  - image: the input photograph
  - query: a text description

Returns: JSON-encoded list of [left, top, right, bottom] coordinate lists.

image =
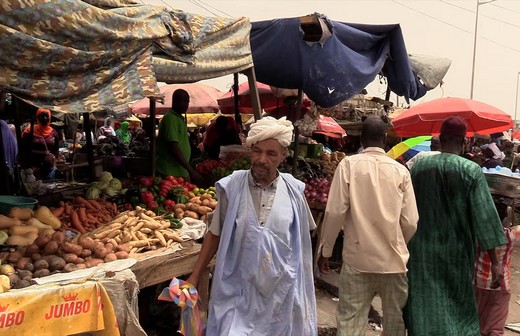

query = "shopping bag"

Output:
[[158, 277, 206, 336]]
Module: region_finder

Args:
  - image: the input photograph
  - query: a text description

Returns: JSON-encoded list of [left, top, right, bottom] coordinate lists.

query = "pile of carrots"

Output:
[[50, 197, 119, 234]]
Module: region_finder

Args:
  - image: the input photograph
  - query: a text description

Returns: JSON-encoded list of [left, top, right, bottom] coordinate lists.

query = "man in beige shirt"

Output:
[[318, 116, 419, 336]]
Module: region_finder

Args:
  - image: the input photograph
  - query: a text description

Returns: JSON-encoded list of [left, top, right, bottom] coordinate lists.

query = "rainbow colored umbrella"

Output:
[[387, 135, 432, 159]]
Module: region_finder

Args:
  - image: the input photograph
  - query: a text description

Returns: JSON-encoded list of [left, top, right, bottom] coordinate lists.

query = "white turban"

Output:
[[246, 116, 294, 148]]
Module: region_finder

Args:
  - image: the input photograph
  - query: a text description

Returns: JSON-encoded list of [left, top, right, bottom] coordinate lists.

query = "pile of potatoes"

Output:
[[173, 194, 217, 220], [0, 231, 129, 290]]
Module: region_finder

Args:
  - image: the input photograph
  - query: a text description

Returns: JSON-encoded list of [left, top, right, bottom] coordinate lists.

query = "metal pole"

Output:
[[243, 67, 262, 121], [233, 73, 242, 130], [515, 72, 520, 128], [470, 0, 496, 99]]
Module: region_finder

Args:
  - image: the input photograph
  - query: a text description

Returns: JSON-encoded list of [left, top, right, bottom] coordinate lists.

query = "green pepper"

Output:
[[169, 219, 183, 229]]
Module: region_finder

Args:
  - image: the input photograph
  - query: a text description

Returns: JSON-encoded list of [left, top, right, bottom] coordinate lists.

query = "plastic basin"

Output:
[[0, 196, 38, 215]]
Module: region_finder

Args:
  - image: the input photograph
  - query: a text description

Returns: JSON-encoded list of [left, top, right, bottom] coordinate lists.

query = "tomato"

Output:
[[167, 176, 175, 183], [176, 177, 185, 184]]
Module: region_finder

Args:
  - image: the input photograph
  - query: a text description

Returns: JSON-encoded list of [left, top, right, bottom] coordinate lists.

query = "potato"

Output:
[[51, 231, 65, 244], [7, 273, 20, 286], [24, 262, 34, 272], [33, 269, 50, 278], [13, 279, 31, 289], [16, 257, 31, 271], [31, 253, 42, 262], [34, 259, 49, 270], [0, 264, 15, 276], [197, 206, 212, 216], [43, 241, 59, 256], [104, 243, 114, 253], [63, 263, 78, 272], [61, 242, 83, 255], [24, 244, 40, 257], [48, 256, 66, 271], [34, 235, 51, 248], [116, 244, 131, 253], [7, 251, 23, 264], [63, 253, 78, 264], [184, 211, 199, 219], [104, 253, 117, 262], [0, 252, 9, 262], [115, 251, 129, 259], [78, 236, 95, 250], [79, 249, 92, 258], [85, 258, 104, 268], [74, 257, 85, 265], [76, 264, 87, 270], [94, 247, 108, 259], [17, 270, 32, 280]]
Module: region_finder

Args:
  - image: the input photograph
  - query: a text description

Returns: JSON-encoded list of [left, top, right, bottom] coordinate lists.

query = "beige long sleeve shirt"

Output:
[[320, 147, 419, 273]]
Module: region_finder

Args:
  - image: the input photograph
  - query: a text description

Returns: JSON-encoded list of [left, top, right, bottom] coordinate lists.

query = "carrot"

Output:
[[52, 206, 65, 218], [87, 213, 96, 221], [89, 200, 102, 210], [70, 211, 86, 234], [64, 202, 72, 215], [75, 196, 95, 211], [78, 207, 87, 223]]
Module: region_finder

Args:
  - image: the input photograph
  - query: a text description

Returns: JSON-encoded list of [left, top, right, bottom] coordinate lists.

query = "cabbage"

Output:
[[104, 187, 117, 197], [99, 171, 113, 182], [86, 187, 101, 200], [95, 181, 109, 191], [108, 178, 122, 191]]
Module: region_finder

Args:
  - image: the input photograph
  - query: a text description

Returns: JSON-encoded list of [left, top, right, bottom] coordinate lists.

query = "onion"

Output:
[[310, 191, 317, 198]]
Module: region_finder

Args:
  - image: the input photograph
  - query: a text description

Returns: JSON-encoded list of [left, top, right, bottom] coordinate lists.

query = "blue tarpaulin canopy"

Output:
[[250, 15, 429, 108]]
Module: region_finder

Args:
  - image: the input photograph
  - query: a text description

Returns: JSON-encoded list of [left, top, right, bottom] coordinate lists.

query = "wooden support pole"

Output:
[[150, 98, 157, 177], [243, 67, 262, 121], [233, 73, 242, 130], [82, 112, 95, 181], [292, 89, 304, 176]]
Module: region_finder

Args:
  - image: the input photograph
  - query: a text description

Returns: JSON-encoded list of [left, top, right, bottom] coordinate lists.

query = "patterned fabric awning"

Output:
[[0, 0, 253, 114]]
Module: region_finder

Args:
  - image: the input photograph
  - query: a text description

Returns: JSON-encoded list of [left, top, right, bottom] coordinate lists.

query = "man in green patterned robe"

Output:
[[404, 116, 507, 336]]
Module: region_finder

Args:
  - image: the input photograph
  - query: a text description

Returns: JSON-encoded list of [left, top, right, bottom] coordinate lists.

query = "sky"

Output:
[[140, 0, 520, 119]]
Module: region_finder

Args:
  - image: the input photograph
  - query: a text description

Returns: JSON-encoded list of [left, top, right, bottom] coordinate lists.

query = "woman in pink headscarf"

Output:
[[20, 108, 60, 179]]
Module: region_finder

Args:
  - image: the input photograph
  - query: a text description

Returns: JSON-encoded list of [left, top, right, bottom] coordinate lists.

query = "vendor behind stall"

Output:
[[116, 121, 131, 143], [20, 108, 59, 179], [97, 117, 116, 140], [156, 89, 202, 184], [203, 116, 241, 160]]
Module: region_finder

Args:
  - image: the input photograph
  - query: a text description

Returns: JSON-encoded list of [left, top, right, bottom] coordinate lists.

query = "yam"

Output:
[[25, 218, 53, 231], [10, 225, 39, 236], [173, 203, 186, 211], [197, 206, 212, 216]]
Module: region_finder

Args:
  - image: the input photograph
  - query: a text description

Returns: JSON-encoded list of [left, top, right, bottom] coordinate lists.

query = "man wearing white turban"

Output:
[[187, 116, 318, 335]]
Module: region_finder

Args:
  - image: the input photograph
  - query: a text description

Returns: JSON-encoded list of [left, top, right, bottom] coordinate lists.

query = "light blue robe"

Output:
[[207, 170, 317, 336]]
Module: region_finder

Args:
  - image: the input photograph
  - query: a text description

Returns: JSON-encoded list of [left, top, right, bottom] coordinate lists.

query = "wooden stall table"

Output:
[[130, 241, 214, 306]]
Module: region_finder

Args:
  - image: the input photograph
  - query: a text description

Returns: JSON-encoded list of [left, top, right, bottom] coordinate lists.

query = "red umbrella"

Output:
[[391, 97, 513, 137], [314, 115, 346, 138], [217, 81, 282, 114], [130, 83, 222, 115]]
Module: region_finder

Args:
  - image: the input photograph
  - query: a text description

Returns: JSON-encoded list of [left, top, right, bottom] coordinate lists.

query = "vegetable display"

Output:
[[50, 197, 119, 233]]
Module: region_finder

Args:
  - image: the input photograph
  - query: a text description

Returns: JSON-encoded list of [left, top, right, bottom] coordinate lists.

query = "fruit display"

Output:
[[304, 177, 331, 204], [320, 151, 346, 178], [196, 156, 251, 180]]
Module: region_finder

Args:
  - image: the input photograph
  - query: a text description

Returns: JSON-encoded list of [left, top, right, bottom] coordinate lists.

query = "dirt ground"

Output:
[[317, 244, 520, 335]]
